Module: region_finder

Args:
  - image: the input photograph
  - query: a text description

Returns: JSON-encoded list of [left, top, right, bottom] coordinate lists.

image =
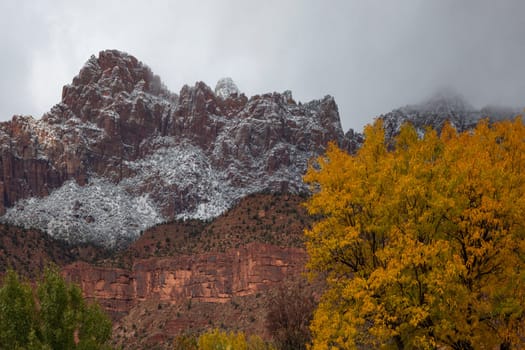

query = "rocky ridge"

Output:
[[0, 50, 521, 249], [379, 89, 523, 139], [0, 50, 353, 248]]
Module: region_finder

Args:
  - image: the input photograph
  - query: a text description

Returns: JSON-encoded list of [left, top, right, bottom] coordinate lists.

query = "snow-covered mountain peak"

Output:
[[215, 77, 240, 99], [0, 50, 354, 249], [378, 90, 522, 142], [417, 88, 474, 115]]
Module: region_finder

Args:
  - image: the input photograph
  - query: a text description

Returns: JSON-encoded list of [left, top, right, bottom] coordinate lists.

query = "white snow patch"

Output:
[[1, 177, 163, 248], [215, 77, 240, 99], [122, 141, 237, 220], [0, 85, 341, 248]]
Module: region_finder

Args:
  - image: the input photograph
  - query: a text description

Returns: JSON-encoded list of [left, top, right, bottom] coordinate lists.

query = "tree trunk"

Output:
[[394, 335, 404, 350], [500, 341, 511, 350], [452, 340, 474, 350]]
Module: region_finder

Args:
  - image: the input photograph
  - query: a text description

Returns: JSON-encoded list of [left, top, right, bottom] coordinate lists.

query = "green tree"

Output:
[[0, 270, 36, 349], [0, 266, 113, 349], [304, 119, 525, 349]]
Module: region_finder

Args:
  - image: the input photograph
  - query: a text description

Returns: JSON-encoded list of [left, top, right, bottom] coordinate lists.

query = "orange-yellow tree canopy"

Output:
[[304, 118, 525, 349]]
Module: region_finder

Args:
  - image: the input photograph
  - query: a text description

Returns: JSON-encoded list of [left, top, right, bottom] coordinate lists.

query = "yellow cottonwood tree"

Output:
[[304, 118, 525, 349]]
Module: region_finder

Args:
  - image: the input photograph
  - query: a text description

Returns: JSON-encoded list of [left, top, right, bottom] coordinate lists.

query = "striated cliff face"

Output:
[[0, 192, 311, 349], [0, 49, 354, 247], [63, 242, 307, 317]]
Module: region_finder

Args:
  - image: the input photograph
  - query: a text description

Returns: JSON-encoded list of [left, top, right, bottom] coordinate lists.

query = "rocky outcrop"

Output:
[[62, 243, 307, 317], [378, 89, 523, 140], [0, 116, 62, 213], [0, 50, 176, 214], [0, 49, 354, 247]]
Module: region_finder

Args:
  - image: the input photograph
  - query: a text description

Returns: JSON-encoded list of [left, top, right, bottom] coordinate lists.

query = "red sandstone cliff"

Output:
[[63, 242, 307, 317]]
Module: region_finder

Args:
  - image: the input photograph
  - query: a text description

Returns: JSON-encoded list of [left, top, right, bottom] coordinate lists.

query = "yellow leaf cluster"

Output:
[[194, 329, 275, 350], [305, 118, 525, 349]]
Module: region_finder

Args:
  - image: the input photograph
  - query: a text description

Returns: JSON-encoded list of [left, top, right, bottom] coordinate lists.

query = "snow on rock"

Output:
[[1, 48, 519, 250], [379, 90, 480, 140], [2, 177, 163, 248], [215, 77, 240, 99], [418, 88, 474, 115], [377, 89, 524, 144], [121, 140, 236, 220], [0, 50, 355, 249]]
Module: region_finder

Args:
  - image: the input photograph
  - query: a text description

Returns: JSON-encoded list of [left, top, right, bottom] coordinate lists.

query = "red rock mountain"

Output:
[[0, 49, 355, 248], [4, 51, 519, 349], [0, 192, 314, 349]]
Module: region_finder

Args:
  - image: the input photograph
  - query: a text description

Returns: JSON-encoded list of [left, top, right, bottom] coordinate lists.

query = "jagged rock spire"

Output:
[[215, 77, 240, 99]]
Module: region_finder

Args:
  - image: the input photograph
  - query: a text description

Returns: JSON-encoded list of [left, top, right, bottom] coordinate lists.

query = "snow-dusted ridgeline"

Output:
[[0, 50, 346, 249]]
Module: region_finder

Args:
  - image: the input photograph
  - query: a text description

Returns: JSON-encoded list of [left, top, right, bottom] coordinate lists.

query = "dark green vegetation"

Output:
[[109, 193, 310, 268], [0, 267, 113, 349], [0, 223, 109, 278]]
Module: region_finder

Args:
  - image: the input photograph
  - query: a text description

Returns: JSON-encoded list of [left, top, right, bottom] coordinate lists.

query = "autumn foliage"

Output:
[[173, 329, 274, 350], [304, 118, 525, 349]]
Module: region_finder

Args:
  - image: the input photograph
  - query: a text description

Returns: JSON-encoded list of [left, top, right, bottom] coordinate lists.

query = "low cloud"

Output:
[[0, 0, 524, 132]]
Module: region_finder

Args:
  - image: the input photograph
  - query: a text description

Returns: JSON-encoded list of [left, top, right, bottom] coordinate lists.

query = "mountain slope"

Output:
[[379, 89, 522, 139], [0, 50, 351, 248], [0, 223, 108, 278], [63, 193, 312, 349], [0, 193, 314, 349]]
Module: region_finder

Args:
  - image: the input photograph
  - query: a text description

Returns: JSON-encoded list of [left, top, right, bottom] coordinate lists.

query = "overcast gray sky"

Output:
[[1, 0, 524, 132]]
